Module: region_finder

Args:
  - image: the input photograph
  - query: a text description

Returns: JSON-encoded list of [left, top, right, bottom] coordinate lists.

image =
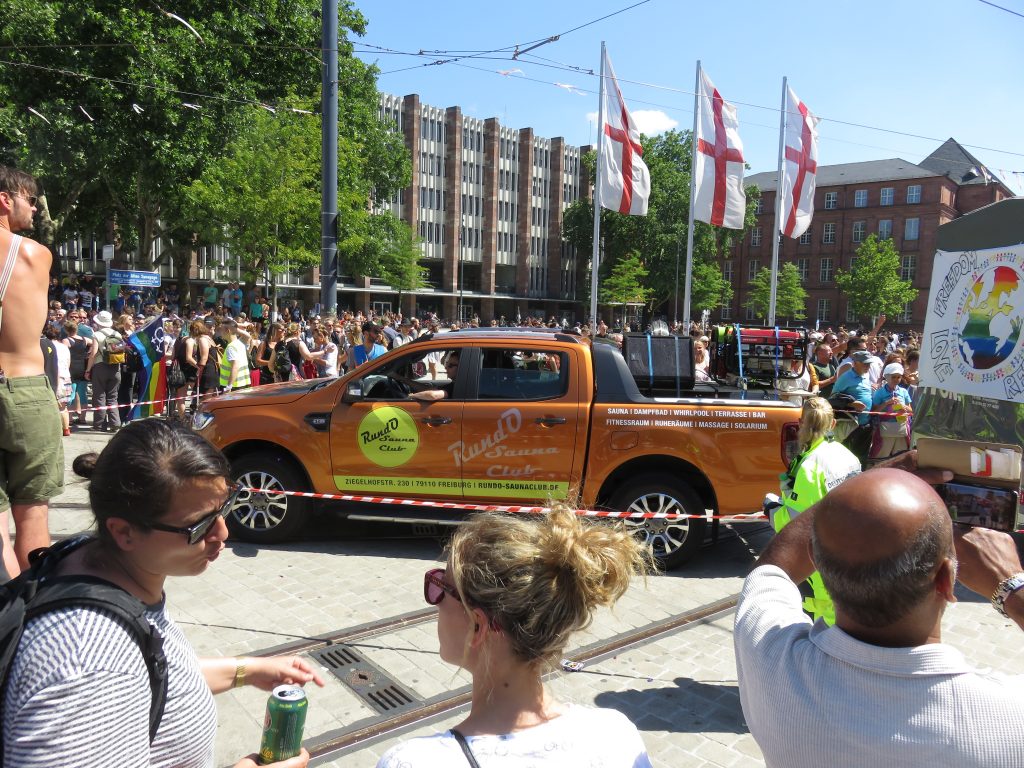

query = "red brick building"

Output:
[[734, 138, 1013, 331]]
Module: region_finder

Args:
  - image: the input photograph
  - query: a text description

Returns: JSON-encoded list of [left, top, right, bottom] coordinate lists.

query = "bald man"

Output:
[[0, 167, 60, 578], [735, 469, 1024, 768]]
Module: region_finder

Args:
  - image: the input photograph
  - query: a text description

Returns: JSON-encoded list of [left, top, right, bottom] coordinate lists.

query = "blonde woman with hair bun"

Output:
[[774, 396, 861, 625], [377, 505, 654, 768]]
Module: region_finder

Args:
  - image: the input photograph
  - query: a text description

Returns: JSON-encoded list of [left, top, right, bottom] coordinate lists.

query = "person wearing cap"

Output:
[[831, 350, 874, 426], [351, 322, 388, 368], [392, 318, 416, 349], [85, 310, 123, 433], [871, 362, 913, 458]]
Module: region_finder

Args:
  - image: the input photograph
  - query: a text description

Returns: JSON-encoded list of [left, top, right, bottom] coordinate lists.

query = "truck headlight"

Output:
[[192, 410, 215, 431]]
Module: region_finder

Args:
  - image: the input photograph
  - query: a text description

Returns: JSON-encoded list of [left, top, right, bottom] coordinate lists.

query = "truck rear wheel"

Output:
[[608, 476, 707, 569], [227, 451, 309, 543]]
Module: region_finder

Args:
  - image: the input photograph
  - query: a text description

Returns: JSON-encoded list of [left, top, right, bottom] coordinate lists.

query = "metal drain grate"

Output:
[[312, 645, 420, 715]]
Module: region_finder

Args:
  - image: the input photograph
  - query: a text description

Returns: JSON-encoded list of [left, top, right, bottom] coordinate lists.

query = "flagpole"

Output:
[[673, 238, 681, 324], [767, 76, 788, 326], [682, 60, 700, 328], [589, 41, 607, 333]]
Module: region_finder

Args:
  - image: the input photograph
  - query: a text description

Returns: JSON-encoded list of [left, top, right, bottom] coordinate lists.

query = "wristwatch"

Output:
[[990, 572, 1024, 617]]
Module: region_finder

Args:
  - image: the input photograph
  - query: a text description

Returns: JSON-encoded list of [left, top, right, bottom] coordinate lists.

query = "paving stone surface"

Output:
[[41, 429, 1024, 767]]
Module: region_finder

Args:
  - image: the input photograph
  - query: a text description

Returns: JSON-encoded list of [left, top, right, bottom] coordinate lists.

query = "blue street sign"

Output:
[[109, 269, 161, 288]]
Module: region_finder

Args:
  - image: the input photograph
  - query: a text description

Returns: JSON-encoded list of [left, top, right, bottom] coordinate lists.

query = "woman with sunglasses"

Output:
[[379, 506, 653, 767], [3, 419, 323, 767]]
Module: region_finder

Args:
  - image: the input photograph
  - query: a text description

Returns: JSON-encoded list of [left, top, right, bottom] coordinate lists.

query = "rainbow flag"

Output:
[[128, 317, 168, 419]]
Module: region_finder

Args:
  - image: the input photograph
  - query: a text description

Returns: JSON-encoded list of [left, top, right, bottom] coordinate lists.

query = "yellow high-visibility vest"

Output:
[[774, 436, 861, 624]]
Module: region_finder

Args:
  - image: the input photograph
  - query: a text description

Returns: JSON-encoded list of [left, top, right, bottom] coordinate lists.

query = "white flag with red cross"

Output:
[[693, 69, 746, 229], [597, 49, 650, 215], [780, 85, 820, 239]]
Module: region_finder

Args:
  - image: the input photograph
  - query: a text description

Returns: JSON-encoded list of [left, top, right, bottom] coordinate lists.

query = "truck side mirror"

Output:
[[342, 382, 363, 403]]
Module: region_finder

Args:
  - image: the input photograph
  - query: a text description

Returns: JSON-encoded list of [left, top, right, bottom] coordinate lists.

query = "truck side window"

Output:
[[477, 348, 568, 400], [360, 348, 459, 400]]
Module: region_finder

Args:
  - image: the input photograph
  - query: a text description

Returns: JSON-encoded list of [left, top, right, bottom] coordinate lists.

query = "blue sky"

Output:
[[355, 0, 1024, 194]]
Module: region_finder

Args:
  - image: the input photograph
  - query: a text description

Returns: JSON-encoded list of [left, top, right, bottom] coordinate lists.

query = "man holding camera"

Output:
[[736, 468, 1024, 767]]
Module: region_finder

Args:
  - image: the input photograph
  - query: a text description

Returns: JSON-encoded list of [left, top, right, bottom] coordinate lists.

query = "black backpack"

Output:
[[0, 537, 167, 758], [274, 342, 293, 378]]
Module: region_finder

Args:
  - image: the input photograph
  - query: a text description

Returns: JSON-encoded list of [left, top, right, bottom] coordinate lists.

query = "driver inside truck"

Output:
[[410, 352, 459, 401]]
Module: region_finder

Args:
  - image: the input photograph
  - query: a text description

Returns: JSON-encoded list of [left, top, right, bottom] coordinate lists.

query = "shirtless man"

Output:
[[0, 167, 61, 577]]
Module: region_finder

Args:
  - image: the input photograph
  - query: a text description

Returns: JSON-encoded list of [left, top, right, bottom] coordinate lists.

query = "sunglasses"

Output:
[[424, 568, 462, 606], [4, 192, 38, 207], [149, 483, 239, 545]]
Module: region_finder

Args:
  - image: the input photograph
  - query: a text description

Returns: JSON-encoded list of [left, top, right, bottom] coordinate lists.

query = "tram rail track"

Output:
[[259, 594, 741, 763]]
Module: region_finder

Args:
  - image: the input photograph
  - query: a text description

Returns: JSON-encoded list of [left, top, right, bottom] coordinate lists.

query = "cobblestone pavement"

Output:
[[44, 429, 1024, 767]]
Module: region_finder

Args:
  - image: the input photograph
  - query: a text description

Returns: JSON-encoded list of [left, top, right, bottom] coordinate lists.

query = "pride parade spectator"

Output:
[[736, 469, 1024, 768], [378, 505, 653, 767], [0, 166, 61, 576], [3, 419, 322, 766]]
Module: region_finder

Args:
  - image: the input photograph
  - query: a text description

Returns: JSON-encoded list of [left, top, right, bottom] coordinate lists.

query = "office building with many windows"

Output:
[[373, 92, 589, 321], [731, 138, 1013, 330]]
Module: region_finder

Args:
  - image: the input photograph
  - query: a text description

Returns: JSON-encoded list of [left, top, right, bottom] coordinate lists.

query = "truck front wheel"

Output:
[[608, 476, 707, 569], [227, 451, 309, 543]]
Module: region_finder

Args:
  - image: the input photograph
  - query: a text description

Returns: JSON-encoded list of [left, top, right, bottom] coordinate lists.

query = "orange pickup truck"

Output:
[[194, 329, 800, 568]]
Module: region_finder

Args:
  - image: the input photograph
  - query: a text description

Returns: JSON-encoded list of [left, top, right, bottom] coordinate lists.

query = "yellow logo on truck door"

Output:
[[357, 406, 419, 467]]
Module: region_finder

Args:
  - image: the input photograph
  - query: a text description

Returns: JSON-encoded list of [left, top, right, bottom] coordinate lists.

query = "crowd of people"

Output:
[[2, 165, 1023, 766]]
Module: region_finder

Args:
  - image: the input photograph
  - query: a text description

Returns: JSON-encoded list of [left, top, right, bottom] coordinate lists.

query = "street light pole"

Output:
[[320, 0, 338, 316]]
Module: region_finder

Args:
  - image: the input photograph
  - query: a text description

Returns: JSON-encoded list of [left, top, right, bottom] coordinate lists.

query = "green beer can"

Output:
[[258, 684, 308, 764]]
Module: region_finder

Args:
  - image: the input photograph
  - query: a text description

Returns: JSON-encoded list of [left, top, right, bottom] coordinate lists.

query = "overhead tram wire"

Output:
[[445, 60, 1024, 169], [377, 0, 659, 75], [9, 46, 1022, 168], [10, 15, 1021, 165], [0, 59, 318, 114], [438, 53, 1024, 160], [975, 0, 1024, 20]]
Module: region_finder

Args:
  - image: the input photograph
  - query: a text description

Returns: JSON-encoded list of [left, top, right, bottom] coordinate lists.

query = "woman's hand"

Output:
[[234, 748, 310, 767], [245, 656, 326, 692]]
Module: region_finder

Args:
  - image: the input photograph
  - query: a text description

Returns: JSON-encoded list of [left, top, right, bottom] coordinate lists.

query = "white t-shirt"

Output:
[[53, 340, 72, 397], [376, 705, 652, 768], [320, 342, 339, 377]]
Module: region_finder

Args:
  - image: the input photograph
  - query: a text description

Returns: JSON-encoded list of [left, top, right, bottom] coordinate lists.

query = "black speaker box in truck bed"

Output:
[[623, 334, 695, 394]]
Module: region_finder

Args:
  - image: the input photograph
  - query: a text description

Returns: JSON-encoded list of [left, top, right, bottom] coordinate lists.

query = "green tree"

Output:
[[0, 0, 395, 272], [691, 259, 733, 314], [744, 263, 808, 323], [835, 235, 918, 323], [343, 211, 425, 294], [182, 108, 321, 303], [599, 251, 653, 322], [562, 131, 758, 319]]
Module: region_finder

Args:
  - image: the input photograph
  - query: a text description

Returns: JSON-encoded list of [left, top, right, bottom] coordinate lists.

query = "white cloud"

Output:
[[631, 110, 678, 135], [584, 109, 678, 136]]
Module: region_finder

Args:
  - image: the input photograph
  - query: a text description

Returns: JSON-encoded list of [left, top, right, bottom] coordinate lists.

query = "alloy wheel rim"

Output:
[[232, 471, 289, 531]]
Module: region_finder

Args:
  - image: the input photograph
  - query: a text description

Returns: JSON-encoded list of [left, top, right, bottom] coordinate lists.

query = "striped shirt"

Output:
[[4, 601, 217, 768]]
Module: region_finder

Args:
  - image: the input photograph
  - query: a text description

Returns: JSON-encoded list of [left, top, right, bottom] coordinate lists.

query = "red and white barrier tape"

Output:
[[239, 486, 770, 523], [71, 391, 200, 413]]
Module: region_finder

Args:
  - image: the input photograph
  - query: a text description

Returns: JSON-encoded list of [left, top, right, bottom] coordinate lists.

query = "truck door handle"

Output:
[[535, 417, 566, 426], [421, 415, 452, 426]]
